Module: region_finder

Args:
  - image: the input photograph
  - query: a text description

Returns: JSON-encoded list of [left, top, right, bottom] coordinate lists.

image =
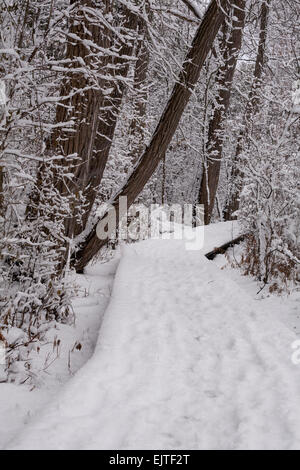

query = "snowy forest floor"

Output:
[[1, 222, 300, 450]]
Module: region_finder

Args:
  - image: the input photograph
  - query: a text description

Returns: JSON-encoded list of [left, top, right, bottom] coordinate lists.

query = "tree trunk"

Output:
[[73, 0, 231, 272], [27, 0, 111, 222], [224, 0, 271, 220], [27, 1, 139, 241], [78, 6, 139, 232], [128, 15, 150, 165], [53, 0, 112, 239], [198, 0, 246, 225]]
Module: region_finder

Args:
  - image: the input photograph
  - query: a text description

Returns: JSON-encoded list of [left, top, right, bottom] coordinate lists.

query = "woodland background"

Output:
[[0, 0, 299, 376]]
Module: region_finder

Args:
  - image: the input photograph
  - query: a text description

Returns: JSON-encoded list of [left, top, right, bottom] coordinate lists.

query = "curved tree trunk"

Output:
[[73, 0, 231, 272]]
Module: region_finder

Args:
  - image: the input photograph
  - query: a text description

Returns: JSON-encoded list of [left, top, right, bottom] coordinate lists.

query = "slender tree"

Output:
[[224, 0, 271, 220], [197, 0, 246, 225], [128, 14, 150, 165]]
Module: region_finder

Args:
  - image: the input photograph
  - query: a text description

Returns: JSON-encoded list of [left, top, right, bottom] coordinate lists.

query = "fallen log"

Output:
[[205, 234, 247, 260]]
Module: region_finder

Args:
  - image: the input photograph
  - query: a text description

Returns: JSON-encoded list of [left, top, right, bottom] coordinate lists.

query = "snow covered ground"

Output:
[[0, 256, 118, 449], [214, 243, 300, 336], [2, 222, 300, 450]]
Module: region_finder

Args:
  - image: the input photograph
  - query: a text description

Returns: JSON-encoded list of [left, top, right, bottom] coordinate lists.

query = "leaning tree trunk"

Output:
[[73, 0, 232, 272], [197, 0, 246, 225], [224, 0, 271, 220]]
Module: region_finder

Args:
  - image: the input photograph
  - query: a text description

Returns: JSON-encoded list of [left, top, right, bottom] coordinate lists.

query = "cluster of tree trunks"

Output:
[[36, 1, 139, 237], [24, 0, 261, 274], [27, 0, 140, 271], [73, 0, 232, 272]]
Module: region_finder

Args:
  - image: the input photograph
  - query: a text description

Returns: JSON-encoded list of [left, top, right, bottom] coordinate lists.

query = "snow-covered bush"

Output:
[[238, 99, 299, 291], [0, 0, 74, 382], [221, 0, 300, 292]]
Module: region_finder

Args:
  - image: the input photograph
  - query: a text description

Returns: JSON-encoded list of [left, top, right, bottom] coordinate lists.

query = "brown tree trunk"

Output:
[[198, 0, 246, 225], [27, 0, 112, 223], [128, 16, 150, 165], [73, 0, 231, 272], [224, 0, 271, 220], [52, 0, 111, 239], [27, 1, 139, 241], [78, 7, 139, 232]]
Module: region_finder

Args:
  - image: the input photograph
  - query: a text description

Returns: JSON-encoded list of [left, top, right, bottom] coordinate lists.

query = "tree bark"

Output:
[[52, 0, 111, 239], [224, 0, 271, 220], [73, 0, 231, 272], [27, 1, 139, 242], [128, 16, 150, 165], [27, 0, 111, 222], [78, 6, 139, 232], [198, 0, 246, 225]]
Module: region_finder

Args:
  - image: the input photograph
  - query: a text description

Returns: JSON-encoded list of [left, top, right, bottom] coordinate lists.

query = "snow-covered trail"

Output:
[[7, 233, 300, 450]]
